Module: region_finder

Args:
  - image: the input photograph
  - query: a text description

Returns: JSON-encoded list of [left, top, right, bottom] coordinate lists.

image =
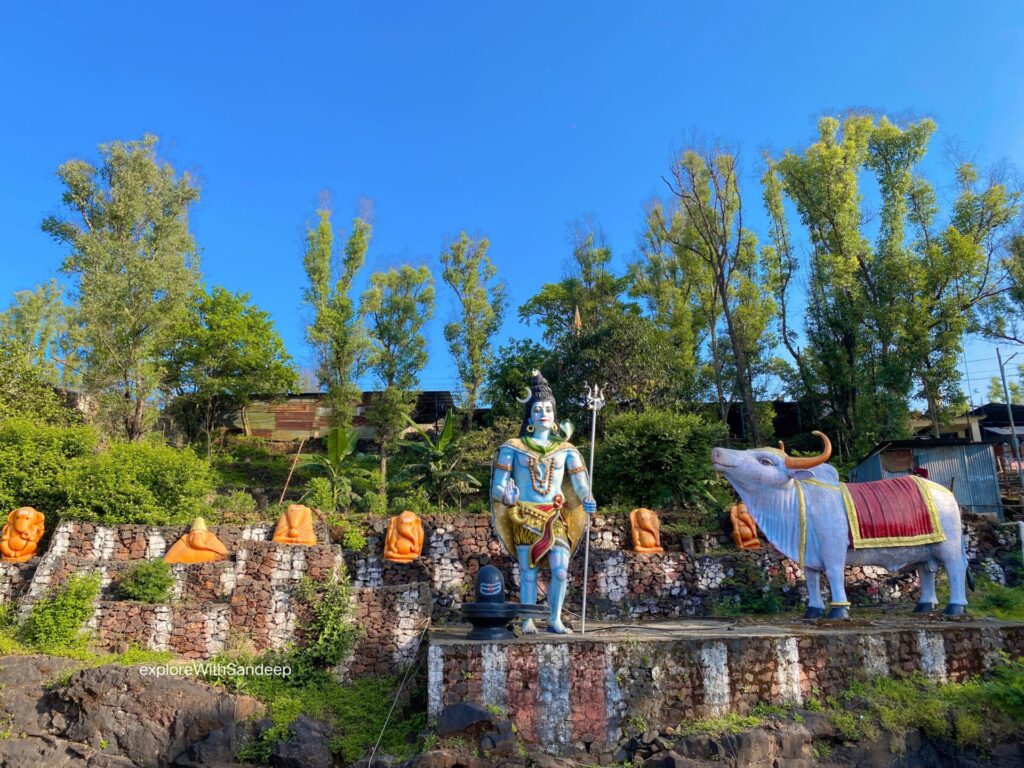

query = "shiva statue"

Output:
[[490, 370, 597, 634]]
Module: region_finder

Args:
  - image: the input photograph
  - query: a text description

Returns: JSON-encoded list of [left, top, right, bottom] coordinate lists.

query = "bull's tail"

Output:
[[962, 535, 975, 592]]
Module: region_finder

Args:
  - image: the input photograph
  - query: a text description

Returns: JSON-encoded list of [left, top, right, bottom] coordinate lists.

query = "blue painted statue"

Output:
[[490, 370, 598, 634]]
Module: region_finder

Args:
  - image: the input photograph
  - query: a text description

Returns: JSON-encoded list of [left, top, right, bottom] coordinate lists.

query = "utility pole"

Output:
[[996, 349, 1024, 508]]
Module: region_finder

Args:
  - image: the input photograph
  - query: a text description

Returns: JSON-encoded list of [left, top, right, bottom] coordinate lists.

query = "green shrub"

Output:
[[0, 418, 97, 514], [295, 573, 360, 668], [62, 439, 214, 524], [207, 489, 261, 524], [0, 344, 79, 426], [19, 573, 101, 653], [594, 409, 730, 512], [118, 559, 175, 603]]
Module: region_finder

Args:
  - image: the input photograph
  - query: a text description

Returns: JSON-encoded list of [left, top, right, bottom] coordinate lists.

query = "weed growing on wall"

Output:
[[118, 559, 175, 604], [18, 573, 101, 653], [294, 572, 360, 668]]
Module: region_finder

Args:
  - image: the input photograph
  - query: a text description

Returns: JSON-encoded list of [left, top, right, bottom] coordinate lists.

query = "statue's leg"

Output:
[[915, 562, 938, 612], [941, 544, 969, 616], [516, 545, 538, 633], [546, 547, 571, 634], [804, 568, 825, 619], [825, 563, 850, 619]]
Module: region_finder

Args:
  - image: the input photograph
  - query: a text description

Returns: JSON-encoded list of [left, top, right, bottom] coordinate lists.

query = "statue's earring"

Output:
[[526, 425, 535, 433]]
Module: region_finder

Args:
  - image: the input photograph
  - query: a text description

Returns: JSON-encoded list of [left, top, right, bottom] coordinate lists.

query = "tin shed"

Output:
[[849, 439, 1002, 519]]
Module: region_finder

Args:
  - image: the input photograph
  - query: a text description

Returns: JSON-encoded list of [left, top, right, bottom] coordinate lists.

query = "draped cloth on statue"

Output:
[[841, 476, 946, 548]]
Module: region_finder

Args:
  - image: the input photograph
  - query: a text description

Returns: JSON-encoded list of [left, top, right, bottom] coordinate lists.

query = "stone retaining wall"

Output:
[[427, 618, 1024, 756]]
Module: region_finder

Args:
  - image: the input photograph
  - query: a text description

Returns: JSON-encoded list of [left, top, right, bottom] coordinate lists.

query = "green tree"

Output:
[[299, 426, 371, 512], [482, 339, 551, 422], [0, 343, 78, 426], [440, 232, 507, 431], [302, 207, 371, 428], [988, 372, 1024, 404], [0, 279, 79, 388], [397, 410, 481, 510], [161, 285, 298, 453], [360, 265, 435, 498], [649, 146, 777, 446], [768, 116, 1019, 455], [42, 135, 201, 440]]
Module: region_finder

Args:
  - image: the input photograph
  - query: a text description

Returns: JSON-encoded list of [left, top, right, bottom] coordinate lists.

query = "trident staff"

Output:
[[581, 382, 606, 634]]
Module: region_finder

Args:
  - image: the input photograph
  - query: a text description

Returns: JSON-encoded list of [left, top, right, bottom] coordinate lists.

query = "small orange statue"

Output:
[[729, 502, 762, 550], [273, 504, 318, 546], [0, 507, 45, 563], [384, 510, 424, 563], [164, 518, 229, 564], [630, 508, 664, 554]]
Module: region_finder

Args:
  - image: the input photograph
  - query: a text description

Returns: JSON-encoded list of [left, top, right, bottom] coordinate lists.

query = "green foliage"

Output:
[[440, 232, 507, 430], [676, 712, 764, 737], [0, 344, 80, 427], [161, 285, 297, 453], [19, 573, 101, 653], [43, 134, 201, 440], [294, 573, 360, 669], [711, 556, 790, 616], [299, 427, 368, 513], [207, 490, 262, 524], [302, 209, 371, 428], [594, 408, 728, 510], [396, 411, 481, 510], [62, 439, 214, 524], [0, 279, 79, 388], [118, 559, 175, 603], [0, 418, 97, 514]]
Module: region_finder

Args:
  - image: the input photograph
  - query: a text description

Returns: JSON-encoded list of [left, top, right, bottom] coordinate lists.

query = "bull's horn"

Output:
[[784, 431, 832, 470]]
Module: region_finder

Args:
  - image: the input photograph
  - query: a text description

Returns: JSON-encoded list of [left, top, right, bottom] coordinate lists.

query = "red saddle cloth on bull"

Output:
[[841, 475, 946, 548]]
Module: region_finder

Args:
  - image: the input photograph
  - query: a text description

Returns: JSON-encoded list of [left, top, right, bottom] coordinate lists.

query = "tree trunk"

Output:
[[379, 436, 388, 500]]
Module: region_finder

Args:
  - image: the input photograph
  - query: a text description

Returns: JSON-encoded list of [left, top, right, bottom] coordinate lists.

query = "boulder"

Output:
[[269, 714, 333, 768], [435, 701, 495, 737]]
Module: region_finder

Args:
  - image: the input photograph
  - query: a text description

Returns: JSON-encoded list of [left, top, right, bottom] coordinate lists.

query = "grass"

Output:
[[202, 650, 425, 764], [676, 712, 765, 737]]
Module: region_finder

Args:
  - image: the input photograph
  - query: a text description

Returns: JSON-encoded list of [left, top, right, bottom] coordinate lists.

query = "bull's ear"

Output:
[[790, 469, 816, 481]]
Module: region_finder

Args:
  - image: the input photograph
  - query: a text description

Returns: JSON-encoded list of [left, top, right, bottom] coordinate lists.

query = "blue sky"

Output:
[[2, 2, 1023, 401]]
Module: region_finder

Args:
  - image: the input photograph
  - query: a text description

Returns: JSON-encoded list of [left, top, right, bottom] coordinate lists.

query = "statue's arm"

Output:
[[491, 446, 516, 501], [565, 449, 596, 505]]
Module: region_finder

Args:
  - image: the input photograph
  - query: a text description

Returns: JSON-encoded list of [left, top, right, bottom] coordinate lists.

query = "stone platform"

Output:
[[427, 615, 1024, 754]]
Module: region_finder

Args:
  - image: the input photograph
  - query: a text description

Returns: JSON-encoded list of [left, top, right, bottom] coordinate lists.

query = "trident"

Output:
[[580, 382, 606, 635]]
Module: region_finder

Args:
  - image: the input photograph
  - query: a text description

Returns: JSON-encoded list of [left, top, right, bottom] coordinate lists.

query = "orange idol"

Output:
[[273, 504, 318, 546], [384, 510, 424, 563], [0, 507, 45, 563]]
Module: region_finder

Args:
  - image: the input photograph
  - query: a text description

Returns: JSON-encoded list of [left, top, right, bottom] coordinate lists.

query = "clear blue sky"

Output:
[[2, 2, 1023, 400]]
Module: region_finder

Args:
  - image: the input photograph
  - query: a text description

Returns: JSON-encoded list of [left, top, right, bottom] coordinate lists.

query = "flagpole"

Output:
[[581, 383, 605, 635]]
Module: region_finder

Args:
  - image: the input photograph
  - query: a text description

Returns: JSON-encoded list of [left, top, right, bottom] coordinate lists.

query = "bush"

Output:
[[0, 418, 97, 514], [61, 439, 214, 524], [0, 343, 79, 426], [207, 489, 262, 524], [118, 559, 175, 603], [295, 573, 360, 668], [19, 573, 101, 653], [594, 409, 729, 511]]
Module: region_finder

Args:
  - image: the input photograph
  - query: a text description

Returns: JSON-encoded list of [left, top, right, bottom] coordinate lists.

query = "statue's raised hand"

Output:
[[501, 477, 519, 507]]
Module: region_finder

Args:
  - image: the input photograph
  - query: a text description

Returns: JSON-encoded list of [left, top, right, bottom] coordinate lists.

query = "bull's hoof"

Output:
[[826, 605, 850, 620], [913, 602, 938, 613], [943, 603, 968, 617], [803, 607, 825, 619]]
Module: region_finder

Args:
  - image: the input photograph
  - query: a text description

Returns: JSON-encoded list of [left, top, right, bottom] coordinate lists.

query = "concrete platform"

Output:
[[427, 616, 1024, 752]]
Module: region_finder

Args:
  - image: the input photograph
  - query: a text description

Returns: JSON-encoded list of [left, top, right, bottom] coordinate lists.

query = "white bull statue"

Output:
[[711, 432, 971, 618]]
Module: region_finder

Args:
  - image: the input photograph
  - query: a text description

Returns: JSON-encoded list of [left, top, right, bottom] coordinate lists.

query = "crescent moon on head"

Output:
[[516, 387, 532, 403]]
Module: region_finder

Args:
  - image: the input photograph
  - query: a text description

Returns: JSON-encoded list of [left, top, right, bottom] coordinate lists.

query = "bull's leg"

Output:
[[915, 562, 938, 612], [825, 564, 850, 619], [941, 546, 969, 617], [804, 568, 825, 619]]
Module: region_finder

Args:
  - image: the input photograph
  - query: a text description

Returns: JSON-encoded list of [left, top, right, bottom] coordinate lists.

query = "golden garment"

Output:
[[490, 438, 587, 568]]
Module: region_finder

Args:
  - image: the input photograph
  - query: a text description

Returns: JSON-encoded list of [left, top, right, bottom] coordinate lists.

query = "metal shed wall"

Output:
[[851, 444, 1002, 517]]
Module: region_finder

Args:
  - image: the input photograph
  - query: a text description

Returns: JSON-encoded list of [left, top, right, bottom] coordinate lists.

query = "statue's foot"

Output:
[[913, 602, 938, 613], [803, 607, 825, 619], [826, 605, 850, 620], [546, 622, 573, 635], [521, 619, 538, 634], [943, 603, 967, 617]]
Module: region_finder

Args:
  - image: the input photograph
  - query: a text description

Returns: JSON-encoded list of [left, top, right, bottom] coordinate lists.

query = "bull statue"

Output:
[[711, 432, 970, 619]]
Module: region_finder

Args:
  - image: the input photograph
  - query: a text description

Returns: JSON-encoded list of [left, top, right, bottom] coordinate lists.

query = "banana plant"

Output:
[[299, 427, 372, 512], [396, 410, 481, 510]]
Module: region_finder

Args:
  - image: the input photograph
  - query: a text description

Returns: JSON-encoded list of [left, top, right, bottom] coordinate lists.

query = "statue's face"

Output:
[[530, 400, 555, 432]]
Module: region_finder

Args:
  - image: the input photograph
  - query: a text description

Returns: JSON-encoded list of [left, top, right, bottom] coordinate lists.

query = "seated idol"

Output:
[[490, 371, 597, 634]]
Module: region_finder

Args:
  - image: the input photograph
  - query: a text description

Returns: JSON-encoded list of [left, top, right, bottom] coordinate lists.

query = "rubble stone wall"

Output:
[[428, 620, 1024, 756]]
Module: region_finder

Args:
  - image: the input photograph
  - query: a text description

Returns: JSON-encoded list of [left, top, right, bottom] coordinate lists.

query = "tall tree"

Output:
[[0, 279, 79, 387], [302, 207, 371, 427], [42, 135, 200, 440], [360, 264, 435, 498], [440, 232, 507, 430], [769, 116, 1019, 455], [650, 146, 777, 445], [162, 286, 298, 453]]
